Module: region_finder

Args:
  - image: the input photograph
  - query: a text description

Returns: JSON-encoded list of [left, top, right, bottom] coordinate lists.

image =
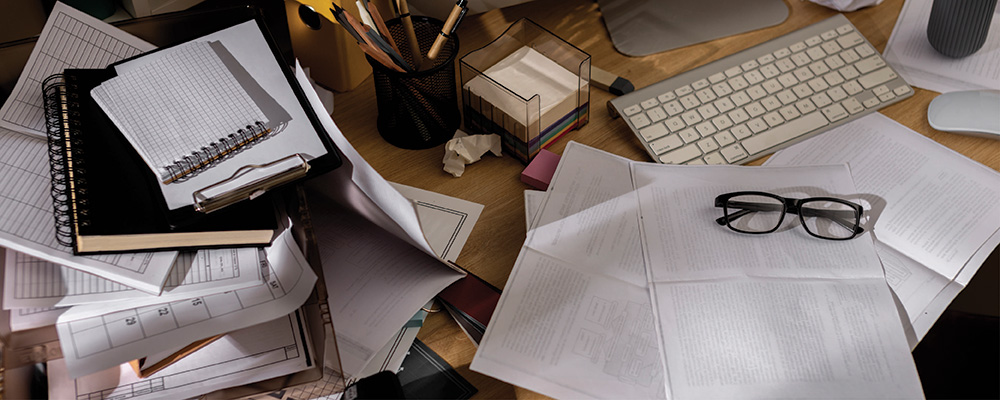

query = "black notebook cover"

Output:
[[42, 68, 277, 254]]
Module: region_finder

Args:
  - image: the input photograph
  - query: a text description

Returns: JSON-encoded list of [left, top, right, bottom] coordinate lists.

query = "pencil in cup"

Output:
[[366, 16, 460, 149]]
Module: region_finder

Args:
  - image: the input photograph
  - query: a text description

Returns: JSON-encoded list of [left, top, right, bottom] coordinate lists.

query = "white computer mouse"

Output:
[[927, 89, 1000, 139]]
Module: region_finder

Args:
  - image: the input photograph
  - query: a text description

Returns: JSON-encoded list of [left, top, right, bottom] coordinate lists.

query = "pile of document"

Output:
[[474, 113, 1000, 398], [0, 3, 482, 399]]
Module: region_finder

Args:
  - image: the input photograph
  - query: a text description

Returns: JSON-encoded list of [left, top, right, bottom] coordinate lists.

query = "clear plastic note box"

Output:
[[460, 18, 590, 163]]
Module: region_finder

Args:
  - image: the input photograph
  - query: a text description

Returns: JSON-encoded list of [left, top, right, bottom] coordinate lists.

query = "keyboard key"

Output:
[[791, 52, 812, 67], [836, 24, 854, 34], [698, 137, 720, 153], [873, 85, 890, 96], [827, 87, 848, 102], [647, 107, 668, 122], [761, 64, 781, 79], [836, 32, 864, 48], [728, 76, 750, 91], [630, 114, 651, 128], [650, 133, 684, 155], [639, 122, 670, 141], [664, 100, 684, 115], [761, 96, 782, 111], [806, 47, 826, 61], [679, 127, 700, 143], [824, 54, 845, 70], [839, 65, 860, 80], [840, 48, 860, 64], [696, 88, 717, 103], [858, 67, 898, 89], [821, 29, 838, 41], [746, 101, 766, 117], [692, 78, 711, 90], [809, 61, 830, 76], [793, 67, 815, 81], [863, 96, 881, 108], [842, 97, 864, 114], [681, 110, 703, 125], [893, 85, 912, 96], [725, 66, 743, 78], [747, 85, 768, 100], [792, 83, 814, 98], [824, 71, 845, 86], [658, 92, 677, 102], [665, 116, 686, 131], [731, 91, 752, 106], [703, 152, 726, 165], [641, 98, 660, 109], [659, 144, 702, 164], [777, 89, 797, 105], [811, 92, 833, 108], [757, 53, 776, 65], [676, 85, 694, 96], [712, 82, 733, 97], [712, 115, 734, 130], [779, 105, 801, 120], [698, 104, 720, 119], [808, 77, 830, 92], [855, 44, 875, 57], [742, 111, 828, 155], [821, 104, 848, 122], [763, 79, 783, 94], [741, 60, 760, 71], [623, 104, 642, 116], [731, 124, 753, 139], [763, 111, 785, 127], [714, 97, 736, 113], [747, 117, 768, 133], [776, 58, 797, 72], [687, 158, 707, 165], [878, 91, 896, 102], [789, 41, 807, 52], [709, 72, 727, 83], [680, 94, 701, 109], [721, 143, 749, 163], [842, 80, 863, 95], [854, 56, 886, 74], [773, 47, 791, 59], [821, 41, 842, 55], [745, 70, 765, 85], [795, 99, 817, 114], [778, 73, 799, 88], [728, 108, 751, 124], [696, 121, 717, 137]]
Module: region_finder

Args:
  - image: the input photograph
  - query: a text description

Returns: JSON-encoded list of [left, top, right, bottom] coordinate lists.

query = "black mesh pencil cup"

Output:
[[367, 16, 460, 149]]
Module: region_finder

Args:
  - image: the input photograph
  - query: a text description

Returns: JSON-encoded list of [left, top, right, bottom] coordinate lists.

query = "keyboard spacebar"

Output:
[[741, 112, 829, 155]]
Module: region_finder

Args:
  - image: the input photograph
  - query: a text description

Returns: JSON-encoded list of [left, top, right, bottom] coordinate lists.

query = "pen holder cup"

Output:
[[368, 17, 460, 149]]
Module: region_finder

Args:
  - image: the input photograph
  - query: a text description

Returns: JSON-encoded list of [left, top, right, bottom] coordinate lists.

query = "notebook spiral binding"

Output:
[[42, 73, 90, 248], [162, 120, 273, 183]]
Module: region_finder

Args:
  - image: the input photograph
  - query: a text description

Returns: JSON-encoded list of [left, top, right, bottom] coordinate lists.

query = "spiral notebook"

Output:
[[39, 16, 344, 254]]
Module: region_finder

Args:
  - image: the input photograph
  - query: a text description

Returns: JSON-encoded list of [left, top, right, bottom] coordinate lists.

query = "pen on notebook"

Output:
[[396, 0, 423, 69], [423, 0, 467, 68]]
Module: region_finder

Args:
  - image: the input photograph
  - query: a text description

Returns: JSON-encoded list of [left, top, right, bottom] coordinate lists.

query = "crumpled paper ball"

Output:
[[442, 130, 502, 177]]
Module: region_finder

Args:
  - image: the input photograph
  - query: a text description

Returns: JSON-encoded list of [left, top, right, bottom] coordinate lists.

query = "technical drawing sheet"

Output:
[[0, 127, 176, 294], [48, 311, 312, 400], [473, 143, 666, 400], [3, 247, 263, 308], [54, 228, 317, 378], [8, 307, 66, 332], [0, 1, 155, 138]]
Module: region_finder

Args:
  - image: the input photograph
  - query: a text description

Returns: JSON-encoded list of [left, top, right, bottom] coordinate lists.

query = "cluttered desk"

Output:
[[0, 0, 997, 398]]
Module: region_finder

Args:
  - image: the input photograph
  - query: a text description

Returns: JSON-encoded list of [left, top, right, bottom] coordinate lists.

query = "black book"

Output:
[[42, 69, 277, 254], [40, 14, 342, 254]]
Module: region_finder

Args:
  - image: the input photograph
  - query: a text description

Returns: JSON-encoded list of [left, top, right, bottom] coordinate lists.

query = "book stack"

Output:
[[0, 3, 480, 399]]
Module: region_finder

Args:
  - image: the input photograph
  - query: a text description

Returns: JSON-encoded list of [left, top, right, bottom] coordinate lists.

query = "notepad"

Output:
[[91, 40, 287, 184]]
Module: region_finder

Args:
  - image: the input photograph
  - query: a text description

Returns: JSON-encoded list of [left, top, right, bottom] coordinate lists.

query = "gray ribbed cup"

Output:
[[927, 0, 997, 58]]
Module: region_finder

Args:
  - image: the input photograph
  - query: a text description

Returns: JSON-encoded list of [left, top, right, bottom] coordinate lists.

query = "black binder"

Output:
[[40, 14, 343, 255]]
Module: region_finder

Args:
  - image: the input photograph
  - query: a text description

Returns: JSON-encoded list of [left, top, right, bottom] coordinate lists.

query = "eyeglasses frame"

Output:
[[714, 191, 865, 240]]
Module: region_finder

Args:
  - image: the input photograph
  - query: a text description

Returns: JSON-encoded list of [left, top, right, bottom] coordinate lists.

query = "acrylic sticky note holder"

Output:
[[460, 18, 590, 163]]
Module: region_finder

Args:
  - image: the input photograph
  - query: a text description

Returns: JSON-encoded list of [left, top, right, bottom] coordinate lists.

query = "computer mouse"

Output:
[[927, 89, 1000, 139]]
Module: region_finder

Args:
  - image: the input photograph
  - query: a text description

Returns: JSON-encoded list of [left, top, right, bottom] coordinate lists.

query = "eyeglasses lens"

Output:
[[726, 194, 783, 233], [800, 200, 858, 239]]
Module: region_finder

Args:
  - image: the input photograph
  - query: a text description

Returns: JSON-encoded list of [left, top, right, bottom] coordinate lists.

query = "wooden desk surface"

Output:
[[330, 0, 999, 397]]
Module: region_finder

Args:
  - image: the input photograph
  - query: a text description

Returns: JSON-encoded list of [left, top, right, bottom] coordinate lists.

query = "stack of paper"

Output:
[[0, 3, 484, 399]]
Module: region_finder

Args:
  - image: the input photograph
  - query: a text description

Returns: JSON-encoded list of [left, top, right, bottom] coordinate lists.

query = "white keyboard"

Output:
[[609, 14, 912, 165]]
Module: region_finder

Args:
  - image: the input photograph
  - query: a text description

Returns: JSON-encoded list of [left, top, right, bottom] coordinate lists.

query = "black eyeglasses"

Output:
[[714, 191, 865, 240]]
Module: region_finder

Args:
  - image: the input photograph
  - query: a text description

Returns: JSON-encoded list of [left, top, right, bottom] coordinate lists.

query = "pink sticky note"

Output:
[[520, 149, 561, 190]]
